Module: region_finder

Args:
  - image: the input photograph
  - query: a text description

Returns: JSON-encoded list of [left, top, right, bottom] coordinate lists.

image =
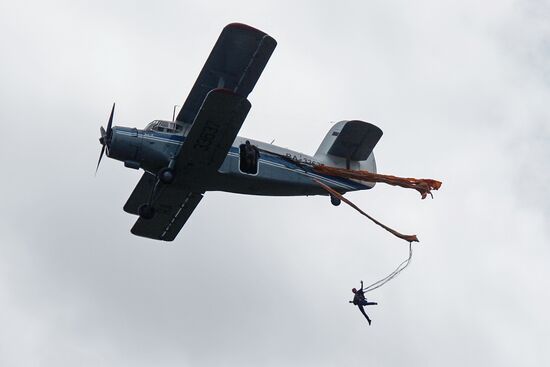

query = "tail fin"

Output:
[[314, 120, 383, 171]]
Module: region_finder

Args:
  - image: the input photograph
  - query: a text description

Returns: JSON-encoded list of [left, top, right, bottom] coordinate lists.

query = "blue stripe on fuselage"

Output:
[[117, 130, 367, 191]]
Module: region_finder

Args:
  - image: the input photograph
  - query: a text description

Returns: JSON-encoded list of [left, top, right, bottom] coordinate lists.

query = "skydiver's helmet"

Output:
[[352, 288, 357, 293]]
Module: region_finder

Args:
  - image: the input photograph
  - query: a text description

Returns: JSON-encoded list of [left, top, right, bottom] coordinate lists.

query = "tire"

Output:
[[138, 204, 155, 219], [158, 167, 175, 184], [330, 195, 341, 206]]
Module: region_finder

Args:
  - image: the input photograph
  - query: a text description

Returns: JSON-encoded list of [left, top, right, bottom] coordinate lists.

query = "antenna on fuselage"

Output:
[[172, 105, 180, 121]]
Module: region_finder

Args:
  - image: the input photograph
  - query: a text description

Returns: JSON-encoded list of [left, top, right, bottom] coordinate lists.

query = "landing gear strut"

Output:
[[330, 195, 341, 206], [138, 160, 176, 220]]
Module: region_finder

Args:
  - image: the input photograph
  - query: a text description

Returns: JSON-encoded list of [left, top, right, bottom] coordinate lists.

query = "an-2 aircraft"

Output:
[[97, 23, 383, 241]]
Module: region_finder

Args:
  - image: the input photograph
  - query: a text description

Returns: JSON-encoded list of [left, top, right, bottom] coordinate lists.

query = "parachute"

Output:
[[313, 165, 442, 200], [310, 165, 441, 296], [313, 178, 419, 243], [312, 165, 442, 243]]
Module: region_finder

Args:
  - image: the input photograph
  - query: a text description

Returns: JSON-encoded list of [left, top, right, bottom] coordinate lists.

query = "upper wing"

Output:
[[176, 23, 276, 124], [174, 88, 251, 180], [129, 183, 204, 242]]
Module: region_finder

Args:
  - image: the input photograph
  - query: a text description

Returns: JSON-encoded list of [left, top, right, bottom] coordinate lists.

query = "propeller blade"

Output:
[[106, 102, 115, 138], [95, 144, 106, 175], [96, 103, 115, 175], [99, 126, 106, 144]]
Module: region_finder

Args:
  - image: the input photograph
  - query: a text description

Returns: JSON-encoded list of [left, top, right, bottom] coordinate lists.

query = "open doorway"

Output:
[[239, 141, 259, 175]]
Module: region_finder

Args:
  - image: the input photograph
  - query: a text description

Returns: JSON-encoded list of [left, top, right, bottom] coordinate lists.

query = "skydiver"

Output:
[[350, 280, 377, 325], [244, 140, 259, 171]]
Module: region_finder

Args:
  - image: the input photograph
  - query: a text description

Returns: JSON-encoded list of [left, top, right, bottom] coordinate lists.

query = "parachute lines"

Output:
[[363, 242, 413, 293]]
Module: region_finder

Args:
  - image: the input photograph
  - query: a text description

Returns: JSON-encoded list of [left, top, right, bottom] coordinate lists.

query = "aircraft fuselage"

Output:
[[108, 125, 371, 197]]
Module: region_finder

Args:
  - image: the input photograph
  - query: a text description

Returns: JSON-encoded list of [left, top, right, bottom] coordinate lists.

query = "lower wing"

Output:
[[128, 180, 204, 242]]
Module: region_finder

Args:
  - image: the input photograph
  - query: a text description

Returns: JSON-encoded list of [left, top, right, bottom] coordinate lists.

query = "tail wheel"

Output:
[[330, 195, 341, 206]]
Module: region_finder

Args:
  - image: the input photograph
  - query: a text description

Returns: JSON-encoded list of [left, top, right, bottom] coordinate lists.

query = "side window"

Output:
[[157, 121, 169, 132], [239, 142, 259, 175]]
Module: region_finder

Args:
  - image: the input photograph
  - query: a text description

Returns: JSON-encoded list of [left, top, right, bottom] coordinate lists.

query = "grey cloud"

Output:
[[1, 1, 549, 366]]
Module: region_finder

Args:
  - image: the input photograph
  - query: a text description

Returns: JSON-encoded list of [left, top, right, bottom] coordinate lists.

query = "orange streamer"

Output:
[[313, 165, 442, 199], [312, 178, 419, 243]]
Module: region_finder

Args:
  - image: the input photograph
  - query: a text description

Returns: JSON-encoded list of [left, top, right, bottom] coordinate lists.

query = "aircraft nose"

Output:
[[105, 126, 118, 156], [106, 126, 142, 163]]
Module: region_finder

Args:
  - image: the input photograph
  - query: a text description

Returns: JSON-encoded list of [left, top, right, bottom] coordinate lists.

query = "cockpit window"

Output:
[[145, 120, 183, 133]]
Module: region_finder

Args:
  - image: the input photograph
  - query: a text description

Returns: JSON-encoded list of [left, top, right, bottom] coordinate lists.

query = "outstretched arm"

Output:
[[360, 280, 364, 291]]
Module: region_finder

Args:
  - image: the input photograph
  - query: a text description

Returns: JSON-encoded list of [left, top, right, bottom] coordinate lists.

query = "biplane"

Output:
[[97, 23, 383, 241]]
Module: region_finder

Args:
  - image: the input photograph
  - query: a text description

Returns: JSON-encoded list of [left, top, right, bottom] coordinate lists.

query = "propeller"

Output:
[[96, 103, 115, 174]]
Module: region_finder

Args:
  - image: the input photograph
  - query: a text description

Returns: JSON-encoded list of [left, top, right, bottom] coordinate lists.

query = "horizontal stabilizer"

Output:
[[324, 120, 383, 161]]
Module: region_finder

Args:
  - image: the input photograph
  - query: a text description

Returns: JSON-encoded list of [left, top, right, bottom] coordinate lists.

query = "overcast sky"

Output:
[[1, 0, 549, 366]]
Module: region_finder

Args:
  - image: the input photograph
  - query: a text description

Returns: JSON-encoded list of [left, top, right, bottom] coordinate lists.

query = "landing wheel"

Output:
[[158, 167, 175, 184], [330, 195, 341, 206], [138, 204, 155, 219]]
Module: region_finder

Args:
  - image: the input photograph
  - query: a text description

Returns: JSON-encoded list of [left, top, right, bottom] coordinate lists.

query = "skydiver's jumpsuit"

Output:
[[244, 141, 259, 173], [352, 283, 377, 325]]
